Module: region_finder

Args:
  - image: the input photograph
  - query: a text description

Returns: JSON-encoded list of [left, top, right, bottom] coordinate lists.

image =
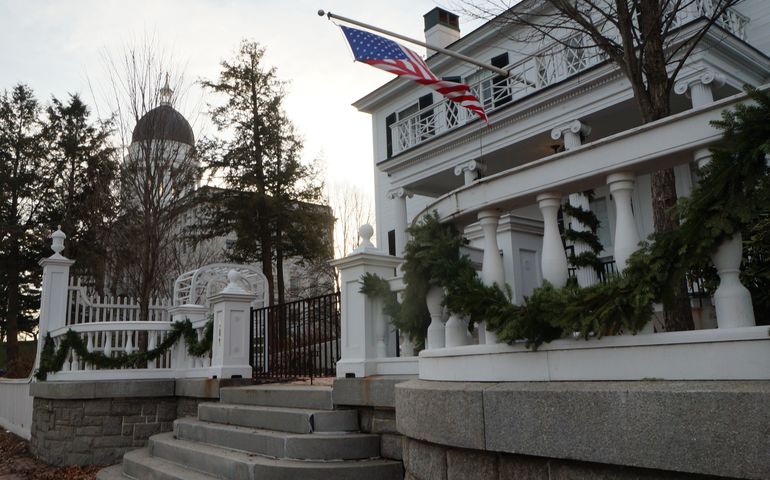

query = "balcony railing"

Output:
[[390, 2, 749, 155]]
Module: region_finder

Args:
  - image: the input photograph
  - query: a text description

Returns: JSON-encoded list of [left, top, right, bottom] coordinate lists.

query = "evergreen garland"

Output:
[[361, 86, 769, 349], [35, 318, 214, 380], [562, 194, 604, 275]]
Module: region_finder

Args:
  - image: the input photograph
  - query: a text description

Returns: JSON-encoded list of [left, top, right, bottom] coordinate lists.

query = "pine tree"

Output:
[[0, 85, 51, 365], [201, 40, 332, 304], [42, 94, 118, 293]]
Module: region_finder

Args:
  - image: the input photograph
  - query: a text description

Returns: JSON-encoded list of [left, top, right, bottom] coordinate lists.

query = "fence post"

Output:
[[329, 225, 402, 378], [208, 270, 256, 379], [35, 228, 75, 371]]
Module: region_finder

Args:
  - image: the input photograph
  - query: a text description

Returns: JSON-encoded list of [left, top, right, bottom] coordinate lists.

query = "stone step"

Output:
[[220, 385, 334, 409], [149, 432, 403, 480], [174, 417, 381, 460], [95, 464, 126, 480], [197, 402, 358, 434], [122, 448, 219, 480]]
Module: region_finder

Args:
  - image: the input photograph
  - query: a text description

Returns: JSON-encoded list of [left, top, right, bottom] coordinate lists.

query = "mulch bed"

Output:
[[0, 430, 102, 480]]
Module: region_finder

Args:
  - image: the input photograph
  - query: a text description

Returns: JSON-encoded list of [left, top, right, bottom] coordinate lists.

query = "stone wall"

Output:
[[402, 437, 721, 480], [29, 378, 249, 466], [396, 379, 770, 480], [31, 396, 178, 466]]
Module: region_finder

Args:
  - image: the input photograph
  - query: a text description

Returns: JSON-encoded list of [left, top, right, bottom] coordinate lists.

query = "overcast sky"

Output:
[[0, 0, 484, 196]]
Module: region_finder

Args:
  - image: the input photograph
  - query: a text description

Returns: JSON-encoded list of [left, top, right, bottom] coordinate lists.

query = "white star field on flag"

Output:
[[340, 25, 488, 123]]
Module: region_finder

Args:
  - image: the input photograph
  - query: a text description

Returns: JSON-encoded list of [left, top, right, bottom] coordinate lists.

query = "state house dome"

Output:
[[131, 104, 195, 147]]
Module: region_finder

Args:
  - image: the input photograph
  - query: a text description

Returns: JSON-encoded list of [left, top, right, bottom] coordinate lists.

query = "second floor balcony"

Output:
[[389, 1, 750, 157]]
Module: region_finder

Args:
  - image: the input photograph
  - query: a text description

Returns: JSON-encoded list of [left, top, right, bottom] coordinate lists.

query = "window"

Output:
[[443, 76, 461, 127], [388, 230, 396, 256], [465, 53, 510, 111], [385, 113, 397, 158]]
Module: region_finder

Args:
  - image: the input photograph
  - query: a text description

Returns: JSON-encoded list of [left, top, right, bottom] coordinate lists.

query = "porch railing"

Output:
[[390, 2, 749, 155]]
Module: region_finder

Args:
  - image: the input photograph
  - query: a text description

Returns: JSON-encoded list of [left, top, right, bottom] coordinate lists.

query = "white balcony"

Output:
[[389, 1, 750, 157]]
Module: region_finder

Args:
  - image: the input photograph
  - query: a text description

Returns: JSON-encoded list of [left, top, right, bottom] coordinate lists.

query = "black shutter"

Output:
[[387, 230, 397, 256], [385, 113, 397, 158]]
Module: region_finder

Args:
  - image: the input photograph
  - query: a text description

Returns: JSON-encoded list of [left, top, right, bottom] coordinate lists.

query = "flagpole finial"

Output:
[[318, 9, 326, 17]]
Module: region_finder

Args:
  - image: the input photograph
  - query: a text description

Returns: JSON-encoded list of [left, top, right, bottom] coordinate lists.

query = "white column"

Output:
[[692, 154, 755, 328], [478, 210, 505, 344], [536, 193, 569, 287], [36, 228, 75, 370], [425, 287, 446, 350], [329, 225, 403, 378], [674, 69, 723, 108], [607, 173, 641, 271], [387, 188, 412, 257], [552, 121, 598, 287], [454, 159, 486, 186], [208, 270, 256, 379], [677, 71, 755, 328]]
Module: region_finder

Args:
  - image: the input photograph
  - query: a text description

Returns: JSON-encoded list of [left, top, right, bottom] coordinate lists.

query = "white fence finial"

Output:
[[353, 224, 376, 254]]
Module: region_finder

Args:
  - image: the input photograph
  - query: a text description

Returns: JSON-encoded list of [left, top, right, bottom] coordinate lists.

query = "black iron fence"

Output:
[[250, 292, 341, 381]]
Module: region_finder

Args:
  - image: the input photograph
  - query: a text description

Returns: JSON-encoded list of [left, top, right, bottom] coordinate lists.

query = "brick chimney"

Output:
[[424, 7, 460, 57]]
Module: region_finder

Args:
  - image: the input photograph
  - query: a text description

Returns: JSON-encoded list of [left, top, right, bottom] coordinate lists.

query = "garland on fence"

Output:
[[361, 86, 770, 349], [561, 193, 604, 276], [35, 318, 214, 380]]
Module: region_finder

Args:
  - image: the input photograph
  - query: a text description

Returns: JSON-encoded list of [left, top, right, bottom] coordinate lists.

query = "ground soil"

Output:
[[0, 430, 101, 480]]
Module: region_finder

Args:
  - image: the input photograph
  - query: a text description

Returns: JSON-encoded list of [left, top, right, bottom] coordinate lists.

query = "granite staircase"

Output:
[[97, 385, 403, 480]]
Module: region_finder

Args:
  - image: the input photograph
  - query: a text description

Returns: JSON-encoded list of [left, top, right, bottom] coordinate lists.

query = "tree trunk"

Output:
[[642, 84, 695, 331]]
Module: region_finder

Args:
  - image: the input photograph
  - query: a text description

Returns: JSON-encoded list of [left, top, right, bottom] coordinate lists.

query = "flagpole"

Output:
[[319, 10, 510, 78]]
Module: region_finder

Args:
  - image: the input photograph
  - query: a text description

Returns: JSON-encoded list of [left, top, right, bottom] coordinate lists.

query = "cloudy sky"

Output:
[[0, 0, 484, 195]]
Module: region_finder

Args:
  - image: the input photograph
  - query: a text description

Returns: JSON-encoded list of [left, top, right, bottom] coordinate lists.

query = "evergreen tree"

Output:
[[42, 94, 118, 293], [0, 85, 51, 365], [201, 40, 332, 304]]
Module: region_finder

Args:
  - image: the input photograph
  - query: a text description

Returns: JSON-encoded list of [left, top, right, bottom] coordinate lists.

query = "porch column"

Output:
[[677, 71, 755, 328], [536, 193, 569, 288], [478, 210, 505, 344], [607, 173, 641, 271], [552, 121, 598, 286], [387, 188, 412, 257], [454, 159, 485, 186], [674, 69, 723, 108]]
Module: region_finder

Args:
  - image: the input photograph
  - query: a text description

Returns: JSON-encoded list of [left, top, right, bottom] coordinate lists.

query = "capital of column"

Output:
[[607, 172, 636, 194], [674, 68, 725, 97], [453, 159, 486, 177], [550, 120, 591, 141], [386, 187, 413, 200]]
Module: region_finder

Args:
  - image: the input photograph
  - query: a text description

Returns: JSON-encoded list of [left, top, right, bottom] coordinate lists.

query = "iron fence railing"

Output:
[[250, 292, 341, 382]]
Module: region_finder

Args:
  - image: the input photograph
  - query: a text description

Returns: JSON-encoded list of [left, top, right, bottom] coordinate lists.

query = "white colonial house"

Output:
[[330, 0, 770, 380]]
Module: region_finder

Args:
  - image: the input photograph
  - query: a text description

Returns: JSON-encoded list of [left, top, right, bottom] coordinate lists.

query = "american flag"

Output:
[[341, 26, 488, 123]]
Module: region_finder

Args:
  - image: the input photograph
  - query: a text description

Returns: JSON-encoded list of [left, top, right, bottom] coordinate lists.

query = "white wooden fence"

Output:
[[0, 377, 33, 439]]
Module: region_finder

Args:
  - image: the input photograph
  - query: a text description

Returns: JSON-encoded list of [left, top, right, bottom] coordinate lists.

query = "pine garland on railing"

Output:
[[361, 86, 769, 350], [35, 318, 214, 380]]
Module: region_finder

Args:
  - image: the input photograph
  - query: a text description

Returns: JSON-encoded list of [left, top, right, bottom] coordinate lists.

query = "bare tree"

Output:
[[454, 0, 741, 330], [328, 182, 375, 258], [100, 39, 200, 320]]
